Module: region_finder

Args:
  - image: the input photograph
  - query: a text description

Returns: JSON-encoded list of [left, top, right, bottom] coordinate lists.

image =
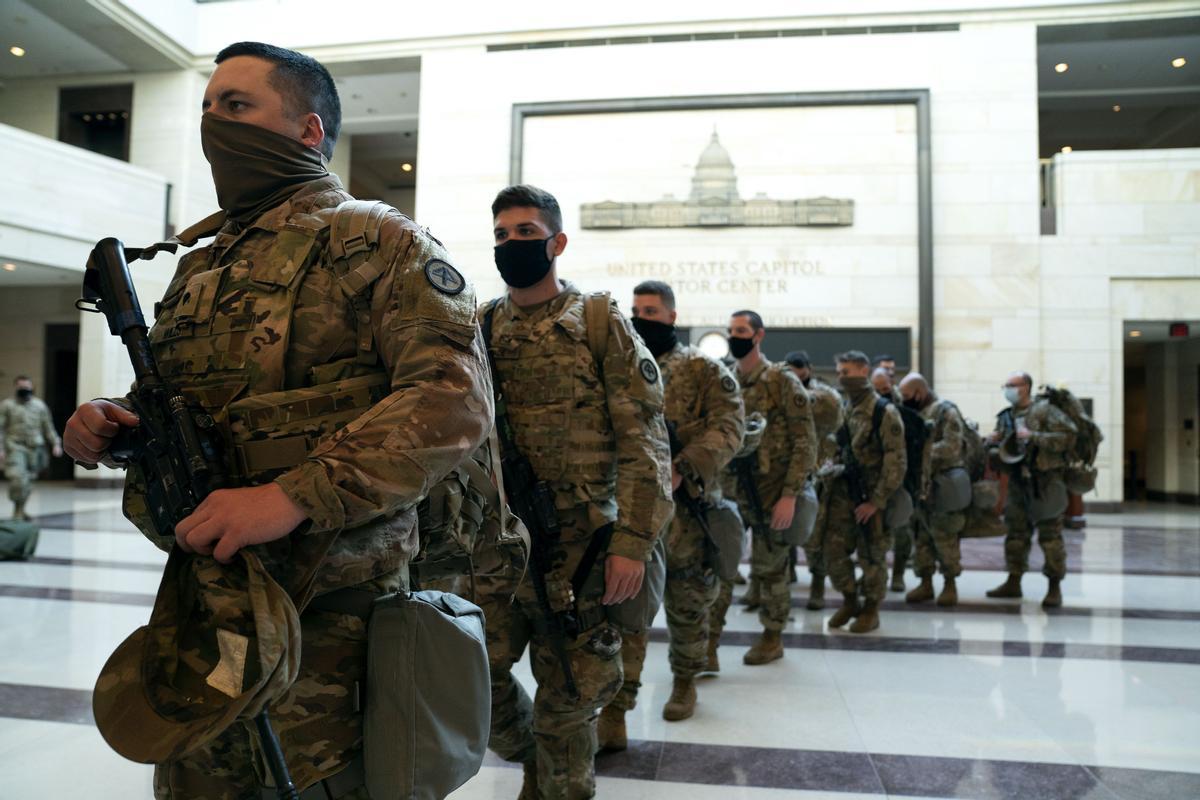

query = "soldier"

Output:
[[64, 42, 492, 799], [605, 280, 743, 724], [783, 352, 843, 611], [1, 376, 62, 520], [822, 351, 906, 634], [898, 373, 967, 607], [723, 311, 817, 664], [872, 354, 897, 379], [479, 185, 673, 796], [869, 367, 910, 592], [986, 372, 1077, 608]]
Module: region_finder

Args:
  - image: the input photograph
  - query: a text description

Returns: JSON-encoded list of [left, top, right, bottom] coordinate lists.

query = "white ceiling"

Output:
[[0, 0, 128, 77], [0, 259, 82, 287]]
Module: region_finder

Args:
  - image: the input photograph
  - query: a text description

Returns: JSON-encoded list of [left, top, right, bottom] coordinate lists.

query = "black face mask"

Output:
[[15, 388, 32, 401], [494, 236, 554, 289], [727, 335, 755, 359], [632, 317, 677, 358], [904, 397, 923, 410]]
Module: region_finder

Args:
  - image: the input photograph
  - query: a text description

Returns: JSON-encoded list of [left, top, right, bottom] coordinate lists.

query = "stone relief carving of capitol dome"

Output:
[[581, 131, 854, 229]]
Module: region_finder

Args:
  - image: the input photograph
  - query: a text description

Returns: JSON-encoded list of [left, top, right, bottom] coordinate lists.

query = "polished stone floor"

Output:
[[1, 483, 1198, 799]]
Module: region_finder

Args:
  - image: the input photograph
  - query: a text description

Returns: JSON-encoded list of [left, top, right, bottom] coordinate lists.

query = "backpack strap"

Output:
[[328, 200, 394, 365], [583, 291, 611, 368], [871, 396, 888, 441]]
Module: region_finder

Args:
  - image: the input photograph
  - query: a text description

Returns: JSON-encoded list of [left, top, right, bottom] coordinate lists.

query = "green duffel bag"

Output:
[[0, 520, 38, 560], [606, 536, 667, 634], [365, 590, 489, 800], [705, 498, 746, 581], [776, 481, 819, 547]]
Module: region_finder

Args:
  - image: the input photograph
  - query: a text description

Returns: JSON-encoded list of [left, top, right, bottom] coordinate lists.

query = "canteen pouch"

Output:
[[1065, 465, 1098, 495], [932, 468, 972, 514], [777, 481, 819, 546], [606, 537, 667, 634], [885, 489, 914, 529], [364, 590, 489, 800], [0, 520, 38, 560], [1028, 476, 1069, 523], [705, 498, 746, 580]]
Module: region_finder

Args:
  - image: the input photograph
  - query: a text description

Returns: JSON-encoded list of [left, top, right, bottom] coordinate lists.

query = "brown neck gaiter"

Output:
[[201, 115, 330, 224]]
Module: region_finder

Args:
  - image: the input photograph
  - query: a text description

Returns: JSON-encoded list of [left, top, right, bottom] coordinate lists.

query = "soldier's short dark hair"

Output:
[[1019, 372, 1033, 390], [836, 350, 871, 367], [215, 42, 342, 161], [492, 185, 563, 234], [13, 375, 30, 384], [784, 351, 810, 369], [633, 280, 675, 311], [731, 309, 763, 332], [872, 353, 895, 366]]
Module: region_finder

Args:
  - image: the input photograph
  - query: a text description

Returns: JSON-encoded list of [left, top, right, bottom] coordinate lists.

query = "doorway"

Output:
[[42, 324, 79, 481]]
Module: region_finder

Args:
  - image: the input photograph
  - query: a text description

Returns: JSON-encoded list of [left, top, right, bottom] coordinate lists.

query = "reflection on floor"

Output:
[[1, 484, 1198, 799]]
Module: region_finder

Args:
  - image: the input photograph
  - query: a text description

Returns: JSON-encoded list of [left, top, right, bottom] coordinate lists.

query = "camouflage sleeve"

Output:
[[39, 402, 60, 448], [677, 357, 745, 489], [871, 404, 907, 508], [1032, 404, 1077, 453], [0, 401, 8, 442], [600, 302, 673, 562], [274, 226, 492, 532], [931, 404, 964, 472], [776, 370, 818, 496]]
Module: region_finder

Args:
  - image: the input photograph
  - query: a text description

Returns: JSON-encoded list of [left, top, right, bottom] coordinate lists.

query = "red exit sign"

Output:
[[1169, 322, 1190, 338]]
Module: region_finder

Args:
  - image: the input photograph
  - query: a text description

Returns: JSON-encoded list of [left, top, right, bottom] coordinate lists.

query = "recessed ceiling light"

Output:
[[9, 46, 25, 57], [1061, 146, 1073, 153], [1054, 62, 1068, 73], [401, 163, 413, 172], [1112, 104, 1121, 112], [1129, 330, 1142, 338], [82, 113, 91, 121], [2, 263, 15, 272], [1172, 57, 1187, 68]]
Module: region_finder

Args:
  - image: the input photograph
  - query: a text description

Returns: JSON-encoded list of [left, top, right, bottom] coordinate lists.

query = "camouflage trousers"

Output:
[[749, 527, 793, 631], [611, 513, 720, 710], [3, 443, 41, 505], [481, 522, 623, 800], [152, 570, 405, 800], [709, 577, 735, 642], [1003, 476, 1067, 580], [822, 481, 889, 603], [912, 507, 966, 578], [891, 522, 913, 567]]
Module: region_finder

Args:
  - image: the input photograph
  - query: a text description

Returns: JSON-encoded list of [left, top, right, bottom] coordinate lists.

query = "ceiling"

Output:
[[1038, 17, 1200, 157], [330, 62, 421, 197], [0, 259, 82, 287]]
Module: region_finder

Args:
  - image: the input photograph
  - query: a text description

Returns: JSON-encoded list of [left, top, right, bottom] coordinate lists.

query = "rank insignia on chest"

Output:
[[424, 259, 466, 295], [639, 358, 659, 383]]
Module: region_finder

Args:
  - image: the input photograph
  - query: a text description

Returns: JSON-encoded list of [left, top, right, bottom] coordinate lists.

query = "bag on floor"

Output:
[[365, 590, 489, 799], [0, 520, 38, 560], [961, 504, 1007, 538]]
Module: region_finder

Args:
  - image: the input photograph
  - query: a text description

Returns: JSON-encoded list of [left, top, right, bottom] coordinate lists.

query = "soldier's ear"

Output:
[[549, 231, 568, 259]]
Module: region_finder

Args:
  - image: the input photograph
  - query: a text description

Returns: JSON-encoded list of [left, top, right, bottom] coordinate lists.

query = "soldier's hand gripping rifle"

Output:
[[730, 453, 768, 538], [835, 423, 873, 553], [77, 238, 300, 800], [666, 422, 720, 574]]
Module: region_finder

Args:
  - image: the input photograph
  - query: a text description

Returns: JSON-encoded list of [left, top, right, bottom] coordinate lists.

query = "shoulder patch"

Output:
[[794, 392, 808, 407], [423, 258, 465, 295], [720, 375, 737, 393], [639, 358, 659, 384]]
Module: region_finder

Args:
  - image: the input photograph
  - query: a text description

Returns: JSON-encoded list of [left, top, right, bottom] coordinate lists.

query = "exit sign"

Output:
[[1169, 322, 1190, 338]]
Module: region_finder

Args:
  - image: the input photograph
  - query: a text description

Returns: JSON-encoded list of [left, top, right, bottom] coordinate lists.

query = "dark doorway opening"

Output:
[[58, 84, 133, 162], [43, 324, 79, 481]]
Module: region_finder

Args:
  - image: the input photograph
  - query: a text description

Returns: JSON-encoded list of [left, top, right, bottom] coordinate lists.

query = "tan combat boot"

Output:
[[986, 573, 1023, 599], [1042, 578, 1063, 609], [806, 577, 826, 611], [906, 576, 934, 604], [705, 634, 720, 673], [849, 600, 880, 634], [518, 760, 538, 800], [662, 677, 697, 721], [596, 706, 627, 752], [828, 593, 860, 628], [742, 630, 784, 665], [937, 577, 958, 607]]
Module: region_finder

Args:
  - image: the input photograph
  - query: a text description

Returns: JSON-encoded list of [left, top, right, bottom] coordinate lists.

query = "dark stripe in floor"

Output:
[[775, 596, 1200, 622], [0, 584, 155, 607], [0, 682, 93, 726], [25, 555, 163, 572]]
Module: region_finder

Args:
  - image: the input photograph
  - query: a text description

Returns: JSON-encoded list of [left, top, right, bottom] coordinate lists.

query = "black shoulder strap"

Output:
[[871, 397, 888, 441]]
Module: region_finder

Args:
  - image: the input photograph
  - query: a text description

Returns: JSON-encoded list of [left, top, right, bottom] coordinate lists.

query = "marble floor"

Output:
[[1, 483, 1198, 799]]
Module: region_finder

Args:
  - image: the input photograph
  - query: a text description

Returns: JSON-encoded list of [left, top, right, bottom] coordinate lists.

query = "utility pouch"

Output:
[[705, 498, 746, 580], [604, 537, 667, 635], [932, 468, 973, 514], [776, 481, 819, 546], [885, 489, 914, 529], [364, 590, 489, 800]]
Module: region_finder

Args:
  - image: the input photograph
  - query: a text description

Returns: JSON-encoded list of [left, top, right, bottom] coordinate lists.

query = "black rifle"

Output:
[[835, 423, 873, 539], [730, 454, 767, 535], [665, 422, 719, 576], [78, 238, 300, 800], [481, 304, 580, 701]]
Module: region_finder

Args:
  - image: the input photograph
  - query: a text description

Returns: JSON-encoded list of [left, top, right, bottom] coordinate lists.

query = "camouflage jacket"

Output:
[[659, 342, 744, 502], [992, 399, 1077, 473], [736, 357, 817, 502], [839, 388, 907, 509], [0, 396, 59, 451], [807, 377, 843, 465], [923, 394, 966, 475], [122, 176, 492, 597], [481, 282, 672, 562]]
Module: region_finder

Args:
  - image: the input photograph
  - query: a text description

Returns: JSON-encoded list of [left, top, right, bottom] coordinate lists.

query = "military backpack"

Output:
[[1037, 385, 1103, 494]]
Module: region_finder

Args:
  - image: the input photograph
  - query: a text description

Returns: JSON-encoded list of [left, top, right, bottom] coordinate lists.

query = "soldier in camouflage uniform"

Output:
[[724, 312, 817, 665], [870, 367, 911, 593], [821, 351, 906, 634], [986, 372, 1078, 609], [783, 352, 843, 611], [65, 43, 492, 799], [605, 281, 744, 724], [1, 376, 61, 520], [478, 186, 673, 799], [898, 373, 967, 607]]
